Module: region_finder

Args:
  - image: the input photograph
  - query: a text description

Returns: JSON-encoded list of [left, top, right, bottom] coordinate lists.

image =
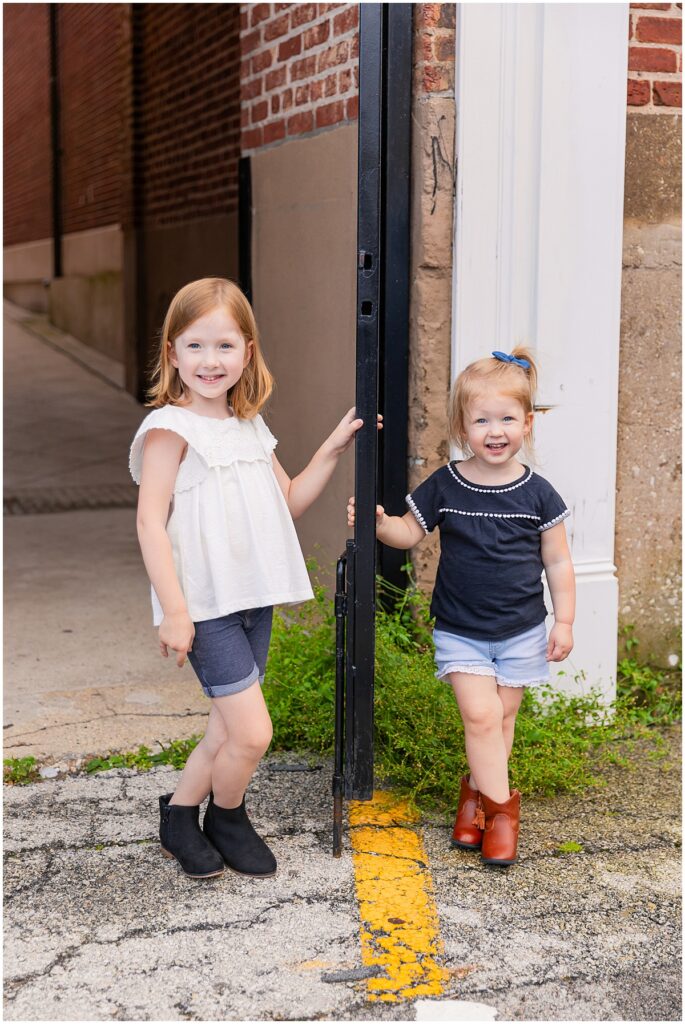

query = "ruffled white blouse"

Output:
[[129, 405, 314, 625]]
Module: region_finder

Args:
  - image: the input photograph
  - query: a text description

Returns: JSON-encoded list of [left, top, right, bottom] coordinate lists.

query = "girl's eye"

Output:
[[220, 343, 232, 350], [475, 418, 487, 424], [188, 343, 201, 350]]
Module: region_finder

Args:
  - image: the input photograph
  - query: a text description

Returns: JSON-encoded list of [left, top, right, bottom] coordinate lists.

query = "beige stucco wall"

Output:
[[251, 126, 357, 575], [616, 114, 681, 664]]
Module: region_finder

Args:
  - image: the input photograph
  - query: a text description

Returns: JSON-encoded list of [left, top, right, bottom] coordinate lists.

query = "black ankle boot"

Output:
[[159, 794, 225, 879], [203, 792, 277, 877]]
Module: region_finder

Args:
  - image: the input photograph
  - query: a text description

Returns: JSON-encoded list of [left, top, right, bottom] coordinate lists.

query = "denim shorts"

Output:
[[187, 606, 273, 699], [433, 621, 549, 689]]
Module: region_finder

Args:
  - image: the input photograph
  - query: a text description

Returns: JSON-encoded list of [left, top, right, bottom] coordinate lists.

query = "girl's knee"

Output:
[[235, 720, 273, 760], [461, 701, 504, 734]]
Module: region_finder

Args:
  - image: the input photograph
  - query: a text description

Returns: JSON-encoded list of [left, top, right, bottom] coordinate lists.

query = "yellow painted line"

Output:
[[349, 789, 449, 1003]]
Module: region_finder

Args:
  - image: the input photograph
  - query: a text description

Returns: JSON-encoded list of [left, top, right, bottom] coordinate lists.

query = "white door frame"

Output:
[[452, 3, 630, 701]]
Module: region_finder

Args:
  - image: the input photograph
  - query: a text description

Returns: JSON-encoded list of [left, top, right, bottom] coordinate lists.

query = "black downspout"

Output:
[[238, 156, 253, 304], [49, 5, 62, 279]]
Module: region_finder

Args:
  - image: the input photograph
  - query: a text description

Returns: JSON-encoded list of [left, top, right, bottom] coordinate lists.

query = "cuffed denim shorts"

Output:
[[433, 621, 549, 689], [187, 606, 273, 699]]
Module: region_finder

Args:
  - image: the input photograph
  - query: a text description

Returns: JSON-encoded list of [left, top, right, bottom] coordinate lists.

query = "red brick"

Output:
[[333, 6, 358, 35], [250, 4, 272, 28], [438, 4, 456, 28], [292, 3, 317, 27], [627, 78, 651, 104], [629, 15, 635, 39], [315, 99, 344, 128], [354, 64, 359, 88], [653, 79, 682, 104], [242, 77, 263, 100], [242, 28, 262, 54], [242, 126, 264, 149], [349, 32, 358, 58], [629, 44, 678, 71], [310, 79, 324, 101], [292, 54, 318, 79], [251, 100, 269, 123], [304, 20, 330, 49], [274, 3, 291, 11], [317, 3, 346, 14], [434, 33, 455, 62], [278, 34, 302, 60], [419, 34, 434, 62], [265, 66, 287, 89], [264, 118, 286, 144], [422, 62, 453, 93], [241, 107, 250, 128], [287, 110, 314, 135], [295, 83, 310, 105], [339, 67, 352, 93], [252, 48, 274, 72], [281, 88, 294, 110], [630, 3, 672, 8], [271, 93, 281, 113], [418, 4, 442, 29], [635, 15, 682, 43], [241, 58, 252, 80], [325, 72, 338, 96], [264, 13, 291, 40], [240, 10, 249, 30], [345, 94, 358, 120], [317, 39, 348, 71]]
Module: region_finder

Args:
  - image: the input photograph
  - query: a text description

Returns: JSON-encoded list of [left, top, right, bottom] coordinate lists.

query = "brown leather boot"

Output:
[[450, 775, 483, 850], [479, 790, 521, 866]]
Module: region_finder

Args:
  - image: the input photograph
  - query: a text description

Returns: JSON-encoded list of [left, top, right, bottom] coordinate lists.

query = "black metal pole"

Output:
[[332, 551, 347, 857], [49, 5, 63, 280], [347, 3, 384, 801], [378, 5, 412, 595]]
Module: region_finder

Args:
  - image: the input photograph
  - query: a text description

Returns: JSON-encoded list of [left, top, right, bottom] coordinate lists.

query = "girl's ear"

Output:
[[168, 341, 178, 368], [523, 411, 534, 435], [244, 338, 254, 366]]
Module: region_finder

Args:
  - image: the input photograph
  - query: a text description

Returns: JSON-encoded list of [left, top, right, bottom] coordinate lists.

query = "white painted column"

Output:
[[452, 4, 629, 701]]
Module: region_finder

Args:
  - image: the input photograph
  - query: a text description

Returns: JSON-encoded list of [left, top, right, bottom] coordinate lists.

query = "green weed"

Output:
[[3, 756, 40, 785], [84, 736, 201, 775]]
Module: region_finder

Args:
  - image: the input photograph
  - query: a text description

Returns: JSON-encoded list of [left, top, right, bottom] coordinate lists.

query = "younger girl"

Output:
[[130, 277, 368, 880], [348, 348, 575, 865]]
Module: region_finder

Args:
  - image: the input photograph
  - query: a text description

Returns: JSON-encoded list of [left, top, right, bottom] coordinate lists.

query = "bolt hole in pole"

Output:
[[360, 300, 374, 317]]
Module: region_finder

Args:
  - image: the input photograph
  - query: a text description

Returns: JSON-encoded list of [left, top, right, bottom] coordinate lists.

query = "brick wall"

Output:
[[240, 2, 359, 151], [59, 4, 127, 234], [3, 4, 52, 245], [628, 2, 682, 110], [136, 4, 241, 226], [414, 3, 456, 96]]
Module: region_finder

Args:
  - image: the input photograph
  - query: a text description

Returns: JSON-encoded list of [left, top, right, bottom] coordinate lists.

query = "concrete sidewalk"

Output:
[[3, 304, 682, 1021]]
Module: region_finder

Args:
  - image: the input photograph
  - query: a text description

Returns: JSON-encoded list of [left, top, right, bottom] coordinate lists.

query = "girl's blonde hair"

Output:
[[146, 278, 273, 418], [448, 346, 538, 456]]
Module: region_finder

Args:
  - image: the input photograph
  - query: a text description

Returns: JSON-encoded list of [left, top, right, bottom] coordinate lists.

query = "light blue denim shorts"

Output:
[[433, 621, 549, 689]]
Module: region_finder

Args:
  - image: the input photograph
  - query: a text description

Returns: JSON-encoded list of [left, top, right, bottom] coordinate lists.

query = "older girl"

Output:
[[349, 348, 575, 865], [131, 277, 368, 879]]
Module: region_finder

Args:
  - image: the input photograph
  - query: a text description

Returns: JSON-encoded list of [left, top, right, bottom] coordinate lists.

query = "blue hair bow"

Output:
[[492, 350, 530, 370]]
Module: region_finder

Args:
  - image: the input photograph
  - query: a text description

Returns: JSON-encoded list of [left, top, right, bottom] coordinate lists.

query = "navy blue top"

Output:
[[407, 462, 570, 641]]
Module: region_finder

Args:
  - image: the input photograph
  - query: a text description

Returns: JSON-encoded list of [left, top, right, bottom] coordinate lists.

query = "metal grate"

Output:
[[4, 484, 139, 516]]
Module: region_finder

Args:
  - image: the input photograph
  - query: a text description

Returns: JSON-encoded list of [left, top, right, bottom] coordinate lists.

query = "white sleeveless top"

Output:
[[129, 405, 314, 625]]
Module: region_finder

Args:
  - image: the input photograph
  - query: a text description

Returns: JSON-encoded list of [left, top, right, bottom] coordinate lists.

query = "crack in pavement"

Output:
[[4, 709, 205, 743]]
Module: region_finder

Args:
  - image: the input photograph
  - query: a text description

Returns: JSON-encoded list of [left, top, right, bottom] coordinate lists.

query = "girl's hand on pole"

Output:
[[347, 495, 385, 528], [159, 612, 195, 668], [546, 621, 573, 662], [327, 407, 383, 456]]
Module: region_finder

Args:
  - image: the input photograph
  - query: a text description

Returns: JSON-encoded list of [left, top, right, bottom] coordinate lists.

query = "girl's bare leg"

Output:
[[450, 673, 510, 803], [498, 684, 525, 759], [170, 704, 229, 806], [210, 681, 273, 808]]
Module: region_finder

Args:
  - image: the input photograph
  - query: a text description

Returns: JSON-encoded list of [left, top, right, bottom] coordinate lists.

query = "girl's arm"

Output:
[[541, 522, 575, 662], [347, 497, 426, 550], [271, 407, 379, 520], [136, 429, 194, 667]]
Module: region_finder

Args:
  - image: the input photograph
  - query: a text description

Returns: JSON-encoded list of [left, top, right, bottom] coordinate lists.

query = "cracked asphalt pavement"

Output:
[[4, 733, 682, 1021]]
